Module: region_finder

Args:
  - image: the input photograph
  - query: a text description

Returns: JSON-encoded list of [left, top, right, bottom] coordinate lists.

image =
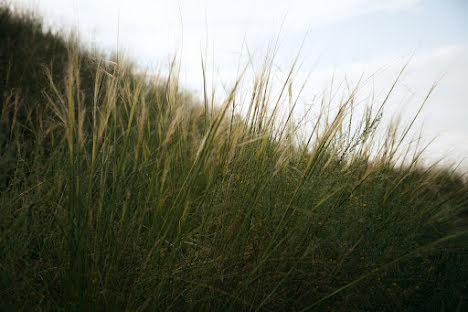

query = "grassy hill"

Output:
[[1, 5, 467, 311]]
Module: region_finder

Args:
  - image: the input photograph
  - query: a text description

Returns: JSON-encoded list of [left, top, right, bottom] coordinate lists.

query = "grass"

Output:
[[1, 4, 467, 311]]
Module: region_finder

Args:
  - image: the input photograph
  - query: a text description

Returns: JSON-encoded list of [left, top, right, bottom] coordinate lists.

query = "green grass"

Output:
[[1, 5, 467, 311]]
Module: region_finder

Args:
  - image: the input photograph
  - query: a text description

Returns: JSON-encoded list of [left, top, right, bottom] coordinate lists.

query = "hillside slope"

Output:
[[1, 5, 467, 311]]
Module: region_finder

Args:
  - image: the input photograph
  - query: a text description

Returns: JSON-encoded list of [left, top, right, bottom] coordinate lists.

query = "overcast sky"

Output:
[[15, 0, 468, 171]]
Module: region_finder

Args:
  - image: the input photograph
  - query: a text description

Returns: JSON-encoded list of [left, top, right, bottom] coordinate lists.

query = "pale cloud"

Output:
[[16, 0, 423, 49]]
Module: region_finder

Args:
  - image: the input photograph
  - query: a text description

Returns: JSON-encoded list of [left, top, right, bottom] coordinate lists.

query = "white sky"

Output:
[[15, 0, 468, 172]]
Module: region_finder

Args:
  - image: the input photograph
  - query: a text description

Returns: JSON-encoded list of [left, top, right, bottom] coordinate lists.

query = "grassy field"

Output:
[[1, 5, 467, 311]]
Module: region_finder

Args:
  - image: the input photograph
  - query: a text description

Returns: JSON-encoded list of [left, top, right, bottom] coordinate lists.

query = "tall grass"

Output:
[[1, 5, 467, 311]]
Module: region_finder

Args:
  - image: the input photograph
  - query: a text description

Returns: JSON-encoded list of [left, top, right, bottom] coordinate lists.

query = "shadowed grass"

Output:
[[1, 5, 467, 311]]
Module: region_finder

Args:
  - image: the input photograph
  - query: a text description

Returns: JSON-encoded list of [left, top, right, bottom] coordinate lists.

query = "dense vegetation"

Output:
[[1, 5, 467, 311]]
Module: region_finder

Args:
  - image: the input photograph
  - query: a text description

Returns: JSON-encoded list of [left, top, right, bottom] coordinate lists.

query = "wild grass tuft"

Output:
[[1, 5, 467, 311]]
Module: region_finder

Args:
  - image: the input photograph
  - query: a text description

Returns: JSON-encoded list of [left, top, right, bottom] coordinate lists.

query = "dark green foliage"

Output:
[[1, 5, 467, 311]]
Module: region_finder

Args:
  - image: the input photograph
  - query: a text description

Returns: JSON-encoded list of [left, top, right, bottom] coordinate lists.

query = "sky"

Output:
[[15, 0, 468, 171]]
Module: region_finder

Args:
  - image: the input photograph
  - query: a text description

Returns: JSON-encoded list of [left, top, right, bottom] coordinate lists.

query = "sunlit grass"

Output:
[[1, 5, 467, 311]]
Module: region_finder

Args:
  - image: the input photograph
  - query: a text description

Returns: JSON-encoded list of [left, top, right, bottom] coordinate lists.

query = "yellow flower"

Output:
[[414, 285, 420, 290], [362, 203, 367, 207], [392, 282, 397, 287]]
